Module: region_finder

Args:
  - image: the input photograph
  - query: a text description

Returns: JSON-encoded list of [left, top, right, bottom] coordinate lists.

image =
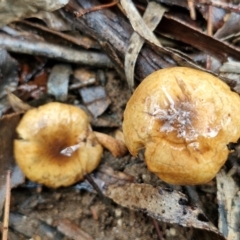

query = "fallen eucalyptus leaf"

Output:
[[216, 169, 240, 239], [124, 1, 167, 89], [106, 183, 225, 239], [120, 0, 203, 71]]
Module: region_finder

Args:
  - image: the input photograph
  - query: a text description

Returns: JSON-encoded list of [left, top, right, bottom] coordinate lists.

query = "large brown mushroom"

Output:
[[123, 67, 240, 185], [14, 102, 103, 188]]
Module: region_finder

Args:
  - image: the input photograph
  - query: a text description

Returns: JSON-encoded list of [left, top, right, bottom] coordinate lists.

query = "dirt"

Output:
[[9, 70, 218, 240]]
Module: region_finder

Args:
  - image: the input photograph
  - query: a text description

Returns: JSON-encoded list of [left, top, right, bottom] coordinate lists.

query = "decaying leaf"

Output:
[[106, 183, 225, 239], [91, 165, 135, 188], [158, 13, 240, 62], [120, 0, 202, 71], [0, 48, 18, 99], [124, 1, 167, 89], [29, 11, 73, 31], [216, 169, 240, 239], [0, 48, 19, 115], [0, 0, 69, 27], [0, 113, 25, 215], [70, 68, 96, 90], [7, 91, 33, 113], [214, 12, 240, 40], [220, 61, 240, 74], [9, 212, 64, 239]]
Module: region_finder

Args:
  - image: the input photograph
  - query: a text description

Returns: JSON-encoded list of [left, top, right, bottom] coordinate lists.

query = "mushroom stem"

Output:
[[94, 131, 128, 157]]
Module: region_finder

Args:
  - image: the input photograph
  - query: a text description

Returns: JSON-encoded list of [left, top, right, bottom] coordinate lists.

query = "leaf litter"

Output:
[[1, 0, 240, 239]]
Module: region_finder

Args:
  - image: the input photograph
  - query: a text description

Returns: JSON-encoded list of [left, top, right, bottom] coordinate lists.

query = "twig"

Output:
[[152, 218, 164, 240], [74, 0, 119, 18], [0, 33, 113, 67], [18, 20, 99, 49], [85, 174, 111, 205], [206, 5, 212, 70], [207, 5, 213, 37], [188, 0, 196, 20], [64, 0, 177, 80], [2, 170, 11, 240], [198, 0, 240, 13]]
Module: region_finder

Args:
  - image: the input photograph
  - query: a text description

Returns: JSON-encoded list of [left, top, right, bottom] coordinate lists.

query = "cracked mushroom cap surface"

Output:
[[123, 67, 240, 185], [14, 102, 103, 188]]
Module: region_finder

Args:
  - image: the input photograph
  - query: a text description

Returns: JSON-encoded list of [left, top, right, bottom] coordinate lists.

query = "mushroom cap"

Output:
[[14, 102, 103, 188], [123, 67, 240, 185]]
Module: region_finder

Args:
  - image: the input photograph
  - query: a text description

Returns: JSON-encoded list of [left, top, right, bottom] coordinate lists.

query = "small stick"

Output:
[[188, 0, 196, 20], [206, 5, 213, 70], [152, 218, 164, 240], [74, 0, 119, 18], [2, 170, 11, 240], [85, 174, 111, 205], [207, 5, 213, 37]]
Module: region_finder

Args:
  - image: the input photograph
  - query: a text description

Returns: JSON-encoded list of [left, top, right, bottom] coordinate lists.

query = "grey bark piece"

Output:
[[47, 64, 72, 101], [79, 86, 111, 118]]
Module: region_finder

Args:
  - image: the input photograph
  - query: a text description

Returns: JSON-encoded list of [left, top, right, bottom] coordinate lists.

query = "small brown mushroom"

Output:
[[14, 102, 103, 188], [123, 67, 240, 185]]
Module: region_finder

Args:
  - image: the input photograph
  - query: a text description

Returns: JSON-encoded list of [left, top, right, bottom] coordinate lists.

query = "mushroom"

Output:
[[14, 102, 103, 188], [123, 67, 240, 185]]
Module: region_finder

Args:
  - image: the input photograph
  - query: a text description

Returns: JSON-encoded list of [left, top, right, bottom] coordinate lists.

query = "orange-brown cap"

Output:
[[123, 67, 240, 185], [14, 102, 103, 188]]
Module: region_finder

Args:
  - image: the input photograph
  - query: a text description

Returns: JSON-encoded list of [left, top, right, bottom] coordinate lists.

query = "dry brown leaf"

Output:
[[158, 13, 240, 62], [29, 11, 73, 31], [0, 113, 25, 215], [106, 183, 225, 239], [0, 0, 69, 27], [120, 0, 162, 47], [124, 1, 167, 89], [120, 0, 203, 72], [7, 91, 33, 113]]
